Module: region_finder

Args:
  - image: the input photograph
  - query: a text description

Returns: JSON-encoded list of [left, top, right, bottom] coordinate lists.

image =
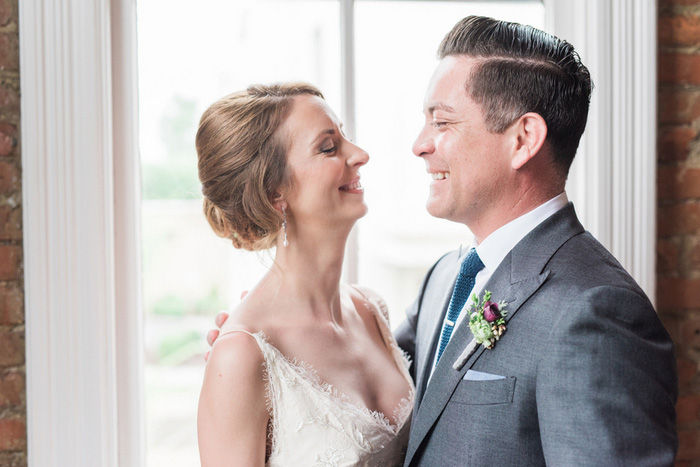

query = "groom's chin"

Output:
[[425, 198, 452, 222]]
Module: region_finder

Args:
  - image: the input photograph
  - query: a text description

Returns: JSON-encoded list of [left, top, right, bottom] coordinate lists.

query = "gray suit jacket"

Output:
[[395, 204, 678, 466]]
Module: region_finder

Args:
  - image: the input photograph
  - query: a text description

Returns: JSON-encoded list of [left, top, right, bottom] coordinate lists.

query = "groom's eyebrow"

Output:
[[427, 103, 456, 114]]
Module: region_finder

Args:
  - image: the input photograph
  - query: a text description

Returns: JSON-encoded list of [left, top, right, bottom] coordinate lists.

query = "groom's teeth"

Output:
[[431, 172, 449, 180]]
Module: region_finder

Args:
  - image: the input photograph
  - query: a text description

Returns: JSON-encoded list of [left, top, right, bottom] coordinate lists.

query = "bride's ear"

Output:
[[271, 192, 286, 213]]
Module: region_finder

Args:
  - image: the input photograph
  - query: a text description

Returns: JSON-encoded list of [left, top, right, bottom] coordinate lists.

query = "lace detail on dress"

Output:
[[221, 293, 414, 467], [258, 332, 410, 434], [259, 348, 276, 461], [392, 393, 414, 433]]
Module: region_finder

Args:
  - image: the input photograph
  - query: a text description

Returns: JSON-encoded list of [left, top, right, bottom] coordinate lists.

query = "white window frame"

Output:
[[20, 1, 656, 464], [544, 0, 657, 303], [20, 0, 143, 465]]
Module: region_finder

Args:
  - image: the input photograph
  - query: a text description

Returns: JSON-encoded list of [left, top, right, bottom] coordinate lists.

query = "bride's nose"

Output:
[[347, 142, 369, 167]]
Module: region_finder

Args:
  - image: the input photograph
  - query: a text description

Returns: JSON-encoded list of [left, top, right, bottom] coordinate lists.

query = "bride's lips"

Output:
[[339, 178, 363, 193]]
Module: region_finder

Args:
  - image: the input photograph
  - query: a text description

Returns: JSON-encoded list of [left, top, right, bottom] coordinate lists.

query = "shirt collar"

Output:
[[473, 192, 569, 274]]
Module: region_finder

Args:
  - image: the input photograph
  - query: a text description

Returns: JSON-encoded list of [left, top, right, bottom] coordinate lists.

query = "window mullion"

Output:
[[340, 0, 359, 283]]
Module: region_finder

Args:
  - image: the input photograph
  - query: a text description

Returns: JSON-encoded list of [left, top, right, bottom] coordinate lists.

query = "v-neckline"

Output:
[[254, 330, 414, 433], [218, 289, 415, 430]]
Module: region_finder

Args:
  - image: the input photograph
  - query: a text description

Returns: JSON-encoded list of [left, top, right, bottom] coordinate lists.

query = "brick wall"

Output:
[[659, 0, 700, 465], [0, 0, 22, 464]]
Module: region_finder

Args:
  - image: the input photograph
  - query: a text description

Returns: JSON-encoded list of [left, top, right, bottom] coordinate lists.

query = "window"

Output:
[[138, 1, 543, 465]]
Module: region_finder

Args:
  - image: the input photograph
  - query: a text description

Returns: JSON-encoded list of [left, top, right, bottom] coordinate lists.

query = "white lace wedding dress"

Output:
[[221, 295, 414, 467]]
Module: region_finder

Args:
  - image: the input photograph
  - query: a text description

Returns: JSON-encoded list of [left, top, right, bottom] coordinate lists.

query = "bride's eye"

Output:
[[320, 145, 337, 155]]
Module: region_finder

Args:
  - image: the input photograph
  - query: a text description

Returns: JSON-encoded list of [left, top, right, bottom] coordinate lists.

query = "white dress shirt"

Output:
[[429, 192, 569, 377]]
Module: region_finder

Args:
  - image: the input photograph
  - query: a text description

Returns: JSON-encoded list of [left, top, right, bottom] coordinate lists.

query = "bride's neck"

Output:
[[268, 225, 348, 321]]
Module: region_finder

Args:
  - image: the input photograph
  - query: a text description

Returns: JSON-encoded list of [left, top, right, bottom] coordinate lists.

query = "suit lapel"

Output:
[[405, 257, 550, 465], [414, 252, 461, 406], [404, 203, 585, 466], [450, 270, 551, 372]]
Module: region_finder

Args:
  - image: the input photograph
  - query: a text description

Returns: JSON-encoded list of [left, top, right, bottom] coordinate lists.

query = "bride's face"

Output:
[[279, 94, 369, 230]]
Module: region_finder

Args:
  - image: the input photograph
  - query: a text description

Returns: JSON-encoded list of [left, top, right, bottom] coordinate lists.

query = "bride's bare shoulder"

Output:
[[199, 313, 268, 465], [217, 285, 280, 339], [208, 329, 263, 369]]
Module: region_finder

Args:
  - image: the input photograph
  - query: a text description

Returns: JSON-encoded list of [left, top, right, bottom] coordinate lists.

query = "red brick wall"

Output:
[[659, 0, 700, 465], [0, 0, 22, 464]]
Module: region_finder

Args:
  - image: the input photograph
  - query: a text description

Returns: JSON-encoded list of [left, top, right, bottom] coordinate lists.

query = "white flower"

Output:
[[470, 319, 494, 345]]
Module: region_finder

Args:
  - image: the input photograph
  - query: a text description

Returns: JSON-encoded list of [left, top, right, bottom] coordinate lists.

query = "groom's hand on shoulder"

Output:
[[203, 291, 247, 361], [204, 311, 228, 362]]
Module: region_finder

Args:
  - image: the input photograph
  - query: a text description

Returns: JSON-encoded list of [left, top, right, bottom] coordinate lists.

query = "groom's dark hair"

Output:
[[439, 16, 592, 174]]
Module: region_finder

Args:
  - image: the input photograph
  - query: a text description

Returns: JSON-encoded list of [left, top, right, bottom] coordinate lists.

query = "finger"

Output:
[[207, 329, 220, 347], [204, 351, 210, 362], [215, 311, 229, 328]]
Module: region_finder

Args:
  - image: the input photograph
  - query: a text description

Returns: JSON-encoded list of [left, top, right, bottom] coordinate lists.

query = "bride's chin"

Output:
[[336, 201, 368, 220], [350, 205, 368, 222]]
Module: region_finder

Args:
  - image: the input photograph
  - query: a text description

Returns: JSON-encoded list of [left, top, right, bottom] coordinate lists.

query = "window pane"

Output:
[[138, 1, 340, 465], [354, 1, 545, 327]]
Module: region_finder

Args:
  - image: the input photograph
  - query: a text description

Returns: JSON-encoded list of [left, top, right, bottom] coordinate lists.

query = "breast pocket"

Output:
[[449, 376, 516, 405]]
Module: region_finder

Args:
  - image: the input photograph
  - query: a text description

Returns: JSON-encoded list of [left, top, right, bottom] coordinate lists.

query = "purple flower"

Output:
[[483, 301, 501, 322]]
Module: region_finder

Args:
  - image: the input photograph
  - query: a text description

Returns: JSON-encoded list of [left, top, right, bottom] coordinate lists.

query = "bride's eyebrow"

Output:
[[311, 128, 337, 146]]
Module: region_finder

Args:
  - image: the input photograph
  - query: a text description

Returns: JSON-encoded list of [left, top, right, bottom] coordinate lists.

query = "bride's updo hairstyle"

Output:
[[196, 82, 324, 251]]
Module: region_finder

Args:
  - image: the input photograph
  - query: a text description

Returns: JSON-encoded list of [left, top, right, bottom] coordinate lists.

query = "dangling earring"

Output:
[[282, 205, 289, 247]]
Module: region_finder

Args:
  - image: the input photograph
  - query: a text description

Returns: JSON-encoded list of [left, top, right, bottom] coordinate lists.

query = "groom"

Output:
[[394, 15, 677, 466], [207, 15, 678, 466]]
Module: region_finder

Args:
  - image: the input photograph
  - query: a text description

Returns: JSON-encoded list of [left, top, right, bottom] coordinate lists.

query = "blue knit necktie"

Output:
[[435, 248, 484, 366]]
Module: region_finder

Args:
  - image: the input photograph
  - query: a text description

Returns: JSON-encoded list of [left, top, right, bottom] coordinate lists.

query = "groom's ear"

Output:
[[509, 112, 547, 170]]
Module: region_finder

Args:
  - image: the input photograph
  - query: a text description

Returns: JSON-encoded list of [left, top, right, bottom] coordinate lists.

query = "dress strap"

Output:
[[348, 284, 394, 348], [349, 284, 391, 326], [349, 284, 415, 400], [216, 329, 269, 361], [218, 328, 258, 339]]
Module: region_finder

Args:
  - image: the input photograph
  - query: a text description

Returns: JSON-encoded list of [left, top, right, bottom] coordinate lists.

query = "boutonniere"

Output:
[[468, 290, 508, 349]]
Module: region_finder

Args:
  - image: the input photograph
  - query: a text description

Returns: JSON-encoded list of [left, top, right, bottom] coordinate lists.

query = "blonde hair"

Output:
[[196, 82, 324, 250]]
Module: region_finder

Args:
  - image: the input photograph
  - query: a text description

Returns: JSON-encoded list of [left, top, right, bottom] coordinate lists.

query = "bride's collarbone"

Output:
[[239, 295, 405, 403], [273, 326, 406, 408]]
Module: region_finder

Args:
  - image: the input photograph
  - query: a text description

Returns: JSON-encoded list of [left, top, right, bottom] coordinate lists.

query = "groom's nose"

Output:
[[412, 125, 434, 158]]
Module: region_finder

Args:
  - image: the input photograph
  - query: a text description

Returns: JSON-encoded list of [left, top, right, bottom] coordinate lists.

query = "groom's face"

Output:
[[413, 55, 513, 229]]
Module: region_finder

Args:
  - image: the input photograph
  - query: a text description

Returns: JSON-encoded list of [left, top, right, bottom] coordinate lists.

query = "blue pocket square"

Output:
[[463, 369, 506, 381]]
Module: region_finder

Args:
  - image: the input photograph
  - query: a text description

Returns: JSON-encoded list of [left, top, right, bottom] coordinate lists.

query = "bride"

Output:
[[196, 82, 414, 466]]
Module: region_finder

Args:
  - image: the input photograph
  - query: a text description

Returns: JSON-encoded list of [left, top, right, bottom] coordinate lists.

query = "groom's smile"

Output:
[[413, 55, 514, 230], [429, 171, 450, 180]]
